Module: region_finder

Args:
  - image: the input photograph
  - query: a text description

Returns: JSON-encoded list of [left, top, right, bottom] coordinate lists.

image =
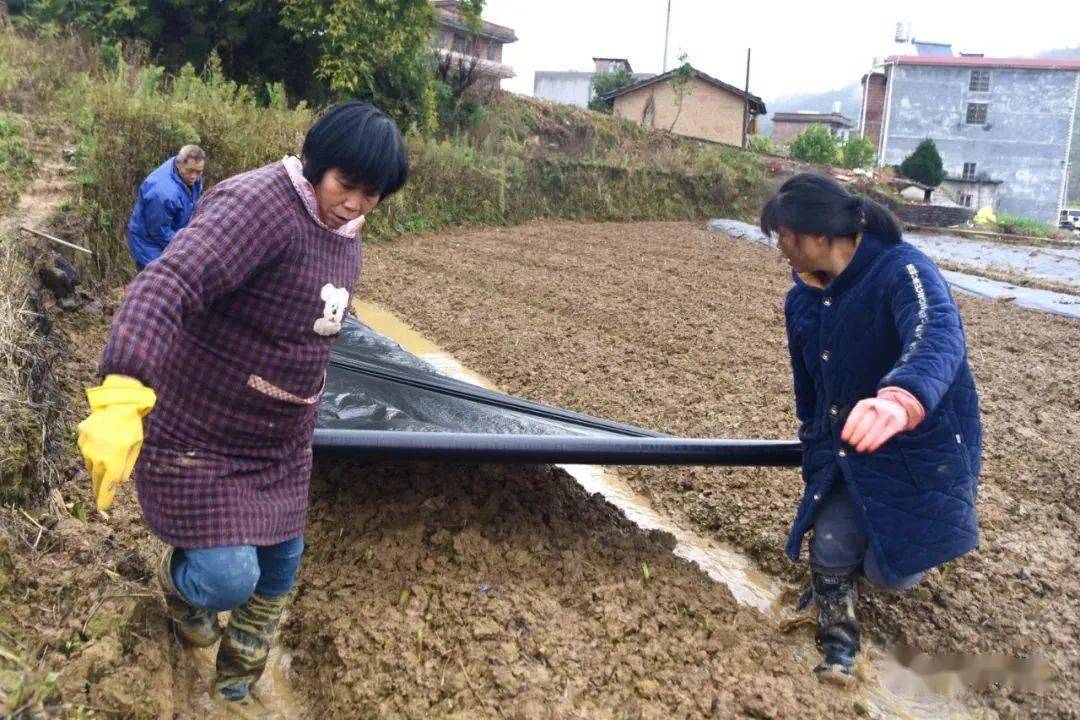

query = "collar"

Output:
[[792, 232, 890, 296], [281, 155, 365, 238]]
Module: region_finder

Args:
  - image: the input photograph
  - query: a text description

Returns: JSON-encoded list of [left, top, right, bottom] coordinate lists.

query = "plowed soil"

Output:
[[352, 220, 1080, 720]]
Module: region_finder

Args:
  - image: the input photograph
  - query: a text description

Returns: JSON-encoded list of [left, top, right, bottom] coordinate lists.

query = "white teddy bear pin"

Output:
[[313, 283, 349, 336]]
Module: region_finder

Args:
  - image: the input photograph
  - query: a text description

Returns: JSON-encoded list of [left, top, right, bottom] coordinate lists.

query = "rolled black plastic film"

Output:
[[312, 430, 802, 467]]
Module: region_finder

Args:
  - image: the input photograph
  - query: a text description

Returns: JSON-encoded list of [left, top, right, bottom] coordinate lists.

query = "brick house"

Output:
[[432, 0, 518, 90], [602, 66, 766, 146], [859, 53, 1080, 222], [771, 111, 854, 146]]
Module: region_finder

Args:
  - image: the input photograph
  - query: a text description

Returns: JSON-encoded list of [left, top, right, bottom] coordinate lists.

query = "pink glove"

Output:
[[841, 387, 925, 453]]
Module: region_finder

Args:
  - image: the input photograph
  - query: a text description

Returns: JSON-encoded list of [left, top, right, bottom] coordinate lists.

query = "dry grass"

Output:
[[0, 238, 47, 503]]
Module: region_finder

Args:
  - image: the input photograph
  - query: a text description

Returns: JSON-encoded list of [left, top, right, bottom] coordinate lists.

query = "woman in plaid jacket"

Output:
[[77, 101, 408, 711]]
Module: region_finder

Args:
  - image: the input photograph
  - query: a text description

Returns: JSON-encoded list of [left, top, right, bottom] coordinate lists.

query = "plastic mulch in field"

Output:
[[314, 318, 800, 467]]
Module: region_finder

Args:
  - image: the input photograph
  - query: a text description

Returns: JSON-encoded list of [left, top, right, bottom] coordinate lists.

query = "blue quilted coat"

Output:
[[784, 232, 981, 585]]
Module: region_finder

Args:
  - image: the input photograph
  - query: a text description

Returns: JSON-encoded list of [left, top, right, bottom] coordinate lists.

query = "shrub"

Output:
[[0, 117, 34, 211], [749, 135, 776, 155], [899, 138, 945, 187], [788, 125, 838, 166], [77, 57, 314, 279], [840, 136, 875, 169]]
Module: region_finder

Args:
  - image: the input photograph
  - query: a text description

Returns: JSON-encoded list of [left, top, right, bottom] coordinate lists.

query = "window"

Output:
[[966, 103, 988, 124], [452, 33, 468, 54], [487, 42, 496, 61], [962, 162, 976, 180], [958, 193, 973, 208], [969, 70, 990, 92]]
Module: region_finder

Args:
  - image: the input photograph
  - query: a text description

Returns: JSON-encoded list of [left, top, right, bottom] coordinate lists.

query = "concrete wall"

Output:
[[1069, 74, 1080, 208], [612, 77, 746, 145], [534, 72, 594, 109], [880, 64, 1079, 223], [940, 179, 999, 210]]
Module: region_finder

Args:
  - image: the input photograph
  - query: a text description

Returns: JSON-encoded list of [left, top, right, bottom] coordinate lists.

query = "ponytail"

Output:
[[760, 172, 902, 244]]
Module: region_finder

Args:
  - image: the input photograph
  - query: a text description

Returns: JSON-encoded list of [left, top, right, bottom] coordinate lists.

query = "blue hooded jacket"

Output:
[[127, 156, 202, 270], [784, 232, 981, 586]]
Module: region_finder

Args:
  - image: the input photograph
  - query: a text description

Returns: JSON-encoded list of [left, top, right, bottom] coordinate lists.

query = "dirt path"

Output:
[[357, 220, 1079, 720]]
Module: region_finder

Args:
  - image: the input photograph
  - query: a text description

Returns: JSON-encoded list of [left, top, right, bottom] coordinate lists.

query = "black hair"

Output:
[[301, 101, 408, 199], [759, 172, 902, 244]]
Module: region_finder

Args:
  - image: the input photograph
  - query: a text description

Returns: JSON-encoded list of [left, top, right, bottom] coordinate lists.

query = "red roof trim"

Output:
[[886, 55, 1080, 70]]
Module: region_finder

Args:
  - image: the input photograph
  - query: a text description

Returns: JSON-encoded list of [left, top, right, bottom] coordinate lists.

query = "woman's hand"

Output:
[[841, 397, 908, 453]]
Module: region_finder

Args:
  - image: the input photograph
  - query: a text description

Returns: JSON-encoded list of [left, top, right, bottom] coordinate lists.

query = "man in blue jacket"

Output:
[[128, 145, 205, 271]]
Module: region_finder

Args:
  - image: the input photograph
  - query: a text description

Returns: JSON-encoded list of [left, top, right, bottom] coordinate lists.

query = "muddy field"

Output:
[[2, 212, 1076, 719], [355, 220, 1080, 720]]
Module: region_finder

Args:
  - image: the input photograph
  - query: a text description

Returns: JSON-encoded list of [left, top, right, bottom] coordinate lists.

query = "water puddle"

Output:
[[352, 299, 978, 719]]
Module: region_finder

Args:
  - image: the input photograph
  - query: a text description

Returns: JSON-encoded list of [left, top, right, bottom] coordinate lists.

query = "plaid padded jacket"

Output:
[[101, 161, 363, 548]]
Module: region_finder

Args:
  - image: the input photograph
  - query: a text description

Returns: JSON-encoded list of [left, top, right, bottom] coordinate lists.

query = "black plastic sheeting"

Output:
[[312, 317, 801, 466]]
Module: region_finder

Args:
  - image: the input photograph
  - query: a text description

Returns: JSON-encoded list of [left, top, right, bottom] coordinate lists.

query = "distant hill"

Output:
[[760, 83, 862, 137], [1036, 46, 1080, 60]]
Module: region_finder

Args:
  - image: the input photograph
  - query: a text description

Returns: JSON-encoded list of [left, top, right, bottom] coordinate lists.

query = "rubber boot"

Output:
[[159, 548, 223, 648], [811, 571, 860, 686], [214, 592, 288, 709]]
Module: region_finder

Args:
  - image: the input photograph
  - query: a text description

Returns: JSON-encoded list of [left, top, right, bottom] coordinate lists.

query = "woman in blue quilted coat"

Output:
[[760, 173, 981, 684]]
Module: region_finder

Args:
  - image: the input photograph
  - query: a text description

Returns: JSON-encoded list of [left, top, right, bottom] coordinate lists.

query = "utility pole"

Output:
[[742, 48, 751, 148], [662, 0, 672, 72]]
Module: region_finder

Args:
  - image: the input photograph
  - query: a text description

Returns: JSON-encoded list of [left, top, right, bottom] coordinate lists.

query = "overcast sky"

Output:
[[482, 0, 1078, 102]]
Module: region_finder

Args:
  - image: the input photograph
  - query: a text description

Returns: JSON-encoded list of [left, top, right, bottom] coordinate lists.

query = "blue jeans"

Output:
[[171, 536, 304, 612], [810, 483, 922, 590]]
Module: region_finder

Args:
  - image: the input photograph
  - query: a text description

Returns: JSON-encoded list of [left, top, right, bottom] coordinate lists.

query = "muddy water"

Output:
[[349, 300, 977, 719]]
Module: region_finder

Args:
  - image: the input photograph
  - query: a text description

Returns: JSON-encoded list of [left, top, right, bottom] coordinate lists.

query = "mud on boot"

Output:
[[159, 548, 223, 648], [811, 571, 860, 686], [215, 592, 288, 708]]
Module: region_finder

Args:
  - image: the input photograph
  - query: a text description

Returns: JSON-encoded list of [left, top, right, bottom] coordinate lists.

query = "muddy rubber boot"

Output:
[[811, 571, 860, 686], [214, 592, 288, 710], [159, 548, 223, 648]]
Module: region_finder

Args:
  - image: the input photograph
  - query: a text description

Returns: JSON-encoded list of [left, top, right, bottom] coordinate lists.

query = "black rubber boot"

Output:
[[811, 571, 860, 685], [159, 548, 223, 648]]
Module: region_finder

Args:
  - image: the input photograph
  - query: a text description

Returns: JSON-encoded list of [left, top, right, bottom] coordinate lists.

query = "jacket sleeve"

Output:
[[140, 188, 181, 251], [101, 181, 295, 386], [784, 293, 816, 437], [878, 256, 966, 416]]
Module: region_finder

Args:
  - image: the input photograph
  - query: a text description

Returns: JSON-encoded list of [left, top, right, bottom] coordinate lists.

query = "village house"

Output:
[[602, 66, 766, 147], [534, 58, 655, 109], [432, 0, 518, 90], [860, 51, 1080, 223], [771, 109, 855, 146]]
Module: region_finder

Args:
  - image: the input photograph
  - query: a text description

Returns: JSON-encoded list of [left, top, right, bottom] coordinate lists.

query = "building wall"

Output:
[[612, 77, 746, 145], [771, 121, 807, 145], [533, 73, 594, 108], [860, 73, 887, 151], [880, 64, 1079, 223], [940, 180, 999, 210], [771, 120, 849, 146], [1069, 73, 1080, 207]]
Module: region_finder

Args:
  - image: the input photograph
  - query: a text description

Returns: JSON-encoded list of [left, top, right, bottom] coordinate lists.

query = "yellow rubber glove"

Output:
[[77, 375, 157, 511]]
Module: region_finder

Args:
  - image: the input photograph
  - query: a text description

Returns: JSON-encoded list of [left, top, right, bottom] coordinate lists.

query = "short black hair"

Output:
[[301, 101, 408, 199], [760, 172, 902, 244]]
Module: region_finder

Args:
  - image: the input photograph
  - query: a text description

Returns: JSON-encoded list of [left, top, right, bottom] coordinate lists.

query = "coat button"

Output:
[[813, 493, 821, 501], [838, 449, 847, 457], [823, 297, 833, 307], [829, 405, 839, 417], [821, 350, 831, 362]]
